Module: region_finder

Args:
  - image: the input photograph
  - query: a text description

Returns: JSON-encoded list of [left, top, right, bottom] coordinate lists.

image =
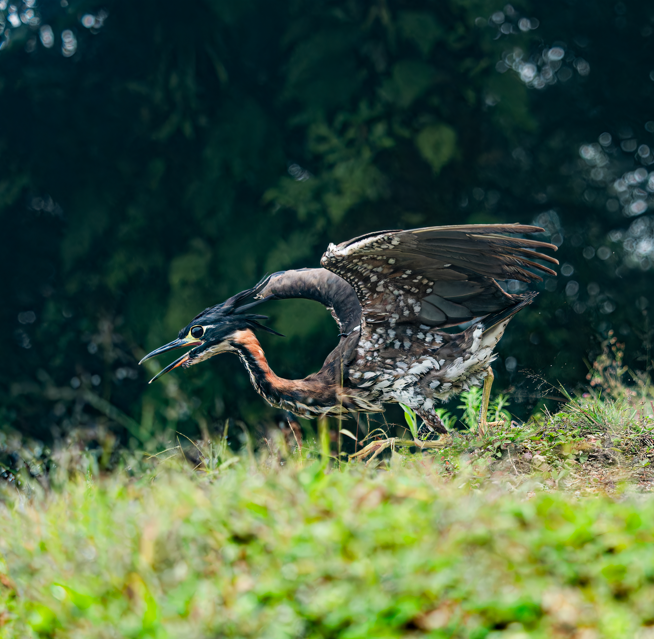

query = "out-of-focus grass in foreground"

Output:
[[2, 341, 654, 638], [3, 431, 654, 638]]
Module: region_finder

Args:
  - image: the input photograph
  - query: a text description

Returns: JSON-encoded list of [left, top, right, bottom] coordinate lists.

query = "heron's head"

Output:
[[139, 279, 280, 383]]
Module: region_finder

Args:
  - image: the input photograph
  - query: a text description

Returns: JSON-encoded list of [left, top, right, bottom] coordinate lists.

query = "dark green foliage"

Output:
[[1, 0, 653, 441]]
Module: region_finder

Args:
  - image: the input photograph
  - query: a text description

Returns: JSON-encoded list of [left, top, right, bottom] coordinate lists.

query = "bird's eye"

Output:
[[190, 326, 204, 339]]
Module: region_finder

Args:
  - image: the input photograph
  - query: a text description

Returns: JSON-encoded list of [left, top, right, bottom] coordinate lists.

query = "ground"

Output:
[[1, 356, 654, 637]]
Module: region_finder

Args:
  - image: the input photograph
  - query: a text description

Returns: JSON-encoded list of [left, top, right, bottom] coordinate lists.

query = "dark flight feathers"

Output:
[[319, 224, 557, 330], [253, 224, 557, 338]]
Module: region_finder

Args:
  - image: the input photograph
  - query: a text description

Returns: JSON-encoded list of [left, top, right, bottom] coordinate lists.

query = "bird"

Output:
[[139, 224, 557, 439]]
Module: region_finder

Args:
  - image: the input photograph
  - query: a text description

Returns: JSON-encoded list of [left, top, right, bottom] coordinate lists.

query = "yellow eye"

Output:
[[190, 326, 204, 339]]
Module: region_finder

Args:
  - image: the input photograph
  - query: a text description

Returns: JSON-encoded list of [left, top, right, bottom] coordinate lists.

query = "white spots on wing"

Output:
[[403, 339, 411, 349], [425, 288, 432, 294], [387, 329, 396, 340], [443, 357, 467, 381], [417, 332, 425, 339], [363, 371, 376, 379], [370, 275, 378, 283], [408, 359, 435, 376], [470, 326, 483, 353], [393, 376, 411, 390], [394, 340, 401, 350], [413, 304, 421, 314], [388, 258, 396, 265], [422, 398, 433, 411]]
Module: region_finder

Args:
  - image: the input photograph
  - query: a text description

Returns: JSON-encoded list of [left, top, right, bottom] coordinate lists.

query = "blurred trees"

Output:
[[1, 0, 653, 441]]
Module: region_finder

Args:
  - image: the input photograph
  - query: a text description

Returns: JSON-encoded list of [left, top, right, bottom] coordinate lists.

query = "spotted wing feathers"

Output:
[[320, 224, 557, 329]]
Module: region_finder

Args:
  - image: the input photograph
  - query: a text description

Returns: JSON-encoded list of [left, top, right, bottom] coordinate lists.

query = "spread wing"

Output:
[[320, 224, 558, 329]]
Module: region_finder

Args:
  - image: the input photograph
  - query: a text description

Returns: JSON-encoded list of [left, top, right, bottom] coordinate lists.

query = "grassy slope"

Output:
[[2, 408, 654, 638], [2, 355, 654, 638]]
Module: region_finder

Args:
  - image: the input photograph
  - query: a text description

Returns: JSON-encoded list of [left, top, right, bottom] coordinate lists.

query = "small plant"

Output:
[[434, 407, 457, 431], [399, 404, 420, 439], [458, 387, 483, 429], [401, 389, 511, 437], [457, 387, 511, 430], [587, 331, 630, 398]]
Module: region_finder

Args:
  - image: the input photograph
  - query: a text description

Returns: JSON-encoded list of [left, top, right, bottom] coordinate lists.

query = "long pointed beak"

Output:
[[139, 337, 202, 384]]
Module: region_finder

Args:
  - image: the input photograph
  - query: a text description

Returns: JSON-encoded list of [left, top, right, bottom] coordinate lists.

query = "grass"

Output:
[[2, 340, 654, 637], [2, 447, 654, 638]]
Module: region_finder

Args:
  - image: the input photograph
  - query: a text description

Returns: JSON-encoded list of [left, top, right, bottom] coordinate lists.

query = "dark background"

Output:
[[1, 0, 653, 444]]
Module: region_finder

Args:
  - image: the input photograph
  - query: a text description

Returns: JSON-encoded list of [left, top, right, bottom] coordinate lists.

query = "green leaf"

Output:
[[400, 403, 419, 439], [415, 123, 457, 174], [398, 11, 444, 56], [382, 60, 435, 107]]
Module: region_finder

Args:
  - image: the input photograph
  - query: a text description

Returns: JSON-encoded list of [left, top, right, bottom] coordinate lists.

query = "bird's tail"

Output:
[[482, 292, 537, 334]]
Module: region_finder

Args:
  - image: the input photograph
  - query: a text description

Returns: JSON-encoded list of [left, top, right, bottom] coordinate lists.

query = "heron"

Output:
[[139, 224, 557, 438]]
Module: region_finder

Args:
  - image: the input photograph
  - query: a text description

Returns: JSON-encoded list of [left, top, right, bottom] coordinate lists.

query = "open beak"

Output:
[[139, 337, 202, 384]]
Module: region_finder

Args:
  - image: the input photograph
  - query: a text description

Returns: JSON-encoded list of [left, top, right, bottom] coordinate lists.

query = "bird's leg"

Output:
[[415, 409, 451, 449], [415, 410, 448, 438], [478, 367, 504, 436]]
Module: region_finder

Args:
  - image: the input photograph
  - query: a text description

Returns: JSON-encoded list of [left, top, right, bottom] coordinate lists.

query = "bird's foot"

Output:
[[413, 434, 452, 449], [477, 420, 505, 437], [349, 438, 396, 465], [350, 433, 453, 464]]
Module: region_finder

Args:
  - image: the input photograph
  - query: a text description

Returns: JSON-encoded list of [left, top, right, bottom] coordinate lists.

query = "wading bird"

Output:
[[140, 225, 557, 437]]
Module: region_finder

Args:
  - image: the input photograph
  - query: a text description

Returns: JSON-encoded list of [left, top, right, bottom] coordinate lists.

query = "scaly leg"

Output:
[[478, 367, 504, 436]]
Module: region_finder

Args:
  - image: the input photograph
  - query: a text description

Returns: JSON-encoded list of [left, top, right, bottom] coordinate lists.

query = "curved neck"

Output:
[[229, 329, 331, 413]]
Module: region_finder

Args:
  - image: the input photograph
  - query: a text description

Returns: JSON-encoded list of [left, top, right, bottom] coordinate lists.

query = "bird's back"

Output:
[[255, 224, 557, 418]]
